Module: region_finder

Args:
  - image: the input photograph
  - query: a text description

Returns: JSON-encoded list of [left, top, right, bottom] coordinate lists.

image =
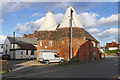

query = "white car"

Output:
[[38, 52, 64, 64]]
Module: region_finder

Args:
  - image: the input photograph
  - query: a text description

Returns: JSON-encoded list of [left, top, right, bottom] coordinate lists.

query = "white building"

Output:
[[0, 44, 3, 54], [3, 36, 37, 59]]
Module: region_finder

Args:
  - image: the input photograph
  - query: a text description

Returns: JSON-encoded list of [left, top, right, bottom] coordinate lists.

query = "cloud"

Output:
[[96, 28, 118, 41], [31, 12, 44, 17], [97, 14, 118, 27], [0, 35, 6, 44], [79, 12, 118, 28], [15, 17, 44, 33], [88, 28, 100, 34], [0, 2, 104, 22], [15, 13, 64, 33], [87, 28, 119, 45], [79, 12, 99, 27]]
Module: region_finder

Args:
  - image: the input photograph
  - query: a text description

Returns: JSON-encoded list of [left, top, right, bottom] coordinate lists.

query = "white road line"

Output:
[[12, 66, 28, 71]]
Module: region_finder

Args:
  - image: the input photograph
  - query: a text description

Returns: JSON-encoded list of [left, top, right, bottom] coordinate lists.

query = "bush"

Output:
[[105, 49, 120, 54]]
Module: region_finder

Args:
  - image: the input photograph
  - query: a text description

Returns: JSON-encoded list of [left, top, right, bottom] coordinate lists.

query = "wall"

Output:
[[0, 45, 3, 54], [3, 37, 11, 55], [109, 47, 118, 50], [37, 40, 58, 60], [37, 27, 100, 61]]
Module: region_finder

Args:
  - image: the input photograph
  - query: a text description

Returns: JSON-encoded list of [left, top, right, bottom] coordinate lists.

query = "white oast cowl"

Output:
[[39, 11, 57, 31], [59, 6, 84, 28]]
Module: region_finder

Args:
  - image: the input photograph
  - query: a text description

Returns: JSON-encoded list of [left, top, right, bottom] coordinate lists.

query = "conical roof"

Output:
[[39, 11, 57, 31], [59, 6, 84, 28]]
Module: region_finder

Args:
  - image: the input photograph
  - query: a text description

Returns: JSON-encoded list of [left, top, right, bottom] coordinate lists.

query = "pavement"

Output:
[[2, 56, 120, 79]]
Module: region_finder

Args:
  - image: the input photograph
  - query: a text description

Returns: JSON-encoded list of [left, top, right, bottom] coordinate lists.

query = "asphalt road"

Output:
[[2, 56, 120, 79]]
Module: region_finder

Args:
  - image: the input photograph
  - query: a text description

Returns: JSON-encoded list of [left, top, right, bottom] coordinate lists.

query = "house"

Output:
[[23, 30, 37, 38], [3, 36, 37, 59], [105, 41, 120, 50], [36, 6, 100, 61]]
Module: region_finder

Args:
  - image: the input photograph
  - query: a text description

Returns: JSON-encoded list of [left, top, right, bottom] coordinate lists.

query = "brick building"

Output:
[[36, 6, 100, 61], [105, 41, 120, 50]]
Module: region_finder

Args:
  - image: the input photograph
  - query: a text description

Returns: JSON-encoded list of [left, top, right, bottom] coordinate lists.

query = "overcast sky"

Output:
[[0, 0, 119, 47]]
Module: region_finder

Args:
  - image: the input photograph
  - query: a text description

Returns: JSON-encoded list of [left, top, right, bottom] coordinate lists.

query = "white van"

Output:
[[38, 52, 64, 64]]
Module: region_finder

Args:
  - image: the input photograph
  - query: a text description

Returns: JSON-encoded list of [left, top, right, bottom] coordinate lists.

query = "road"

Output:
[[2, 56, 120, 79]]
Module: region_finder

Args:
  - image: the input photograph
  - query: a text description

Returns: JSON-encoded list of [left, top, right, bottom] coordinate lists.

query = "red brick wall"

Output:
[[37, 40, 58, 60], [36, 28, 100, 61]]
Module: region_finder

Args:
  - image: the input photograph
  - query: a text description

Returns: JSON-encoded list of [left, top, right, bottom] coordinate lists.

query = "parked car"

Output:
[[2, 54, 10, 60], [38, 52, 64, 64]]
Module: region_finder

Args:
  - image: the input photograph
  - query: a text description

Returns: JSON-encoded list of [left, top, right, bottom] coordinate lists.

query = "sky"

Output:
[[0, 0, 119, 47]]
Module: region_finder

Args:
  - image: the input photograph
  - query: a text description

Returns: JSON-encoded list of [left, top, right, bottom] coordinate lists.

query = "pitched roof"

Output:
[[57, 27, 99, 43], [18, 44, 36, 50], [7, 36, 37, 45], [106, 42, 120, 47], [39, 11, 57, 31], [37, 27, 99, 43], [59, 6, 84, 28]]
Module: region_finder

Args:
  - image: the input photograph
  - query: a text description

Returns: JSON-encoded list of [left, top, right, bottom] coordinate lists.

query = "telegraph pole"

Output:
[[70, 9, 73, 62], [13, 32, 15, 59]]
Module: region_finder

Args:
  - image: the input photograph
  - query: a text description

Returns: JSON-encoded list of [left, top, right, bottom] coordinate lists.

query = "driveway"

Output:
[[7, 60, 58, 71]]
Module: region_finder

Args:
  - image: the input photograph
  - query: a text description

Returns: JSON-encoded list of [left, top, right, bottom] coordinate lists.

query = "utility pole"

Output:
[[70, 9, 73, 62], [13, 32, 15, 59]]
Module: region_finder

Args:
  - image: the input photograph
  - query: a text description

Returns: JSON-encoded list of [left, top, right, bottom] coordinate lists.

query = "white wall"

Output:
[[3, 38, 11, 54], [11, 44, 20, 49], [0, 45, 3, 53], [109, 47, 118, 50]]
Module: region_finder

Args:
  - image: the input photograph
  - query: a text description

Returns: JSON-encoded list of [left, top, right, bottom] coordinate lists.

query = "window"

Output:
[[26, 50, 28, 55], [6, 50, 7, 54], [93, 42, 96, 47], [97, 43, 99, 48], [40, 41, 43, 46], [49, 41, 52, 46], [31, 50, 34, 55], [54, 54, 59, 58]]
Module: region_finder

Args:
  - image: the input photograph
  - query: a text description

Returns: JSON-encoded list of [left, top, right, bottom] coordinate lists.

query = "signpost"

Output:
[[103, 48, 105, 59]]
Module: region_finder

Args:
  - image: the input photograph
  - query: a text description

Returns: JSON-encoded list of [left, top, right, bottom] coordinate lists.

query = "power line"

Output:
[[72, 19, 76, 27]]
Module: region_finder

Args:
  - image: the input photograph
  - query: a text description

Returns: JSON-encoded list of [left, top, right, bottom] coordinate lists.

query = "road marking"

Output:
[[109, 74, 120, 80], [12, 66, 28, 71]]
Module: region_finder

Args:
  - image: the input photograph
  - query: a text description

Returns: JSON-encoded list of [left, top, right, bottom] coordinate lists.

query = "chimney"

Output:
[[23, 34, 27, 38]]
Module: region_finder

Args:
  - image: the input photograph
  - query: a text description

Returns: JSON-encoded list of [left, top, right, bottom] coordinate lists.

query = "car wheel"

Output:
[[45, 60, 50, 64], [60, 59, 64, 63]]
